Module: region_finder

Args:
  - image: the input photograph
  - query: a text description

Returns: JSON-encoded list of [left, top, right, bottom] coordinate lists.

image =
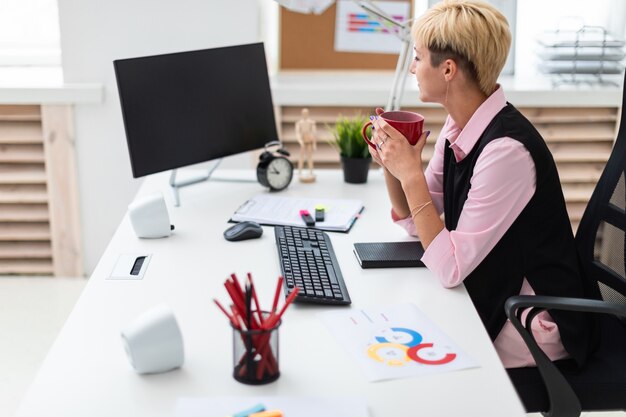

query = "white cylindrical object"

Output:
[[128, 192, 172, 238], [120, 304, 184, 374]]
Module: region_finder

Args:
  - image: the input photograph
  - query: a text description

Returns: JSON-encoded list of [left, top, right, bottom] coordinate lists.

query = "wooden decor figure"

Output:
[[295, 108, 317, 183]]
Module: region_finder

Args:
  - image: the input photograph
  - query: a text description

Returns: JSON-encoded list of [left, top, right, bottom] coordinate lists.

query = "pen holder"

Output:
[[232, 311, 281, 385]]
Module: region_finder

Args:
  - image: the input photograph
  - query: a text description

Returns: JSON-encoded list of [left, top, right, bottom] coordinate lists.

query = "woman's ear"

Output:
[[443, 59, 457, 82]]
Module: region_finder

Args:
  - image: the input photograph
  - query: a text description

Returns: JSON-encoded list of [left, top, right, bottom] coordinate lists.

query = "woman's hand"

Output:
[[372, 110, 430, 185], [368, 141, 384, 166], [368, 107, 386, 167]]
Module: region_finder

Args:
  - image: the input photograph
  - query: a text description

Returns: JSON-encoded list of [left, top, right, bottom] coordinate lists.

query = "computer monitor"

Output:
[[114, 42, 278, 179]]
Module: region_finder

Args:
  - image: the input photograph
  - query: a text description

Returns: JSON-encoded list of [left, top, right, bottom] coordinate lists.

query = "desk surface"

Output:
[[15, 169, 526, 417]]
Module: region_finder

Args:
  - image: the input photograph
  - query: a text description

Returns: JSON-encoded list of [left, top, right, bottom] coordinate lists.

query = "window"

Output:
[[0, 0, 61, 66], [515, 0, 624, 78]]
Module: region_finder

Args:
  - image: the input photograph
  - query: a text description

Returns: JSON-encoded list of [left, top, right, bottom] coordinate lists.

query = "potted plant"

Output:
[[327, 114, 372, 184]]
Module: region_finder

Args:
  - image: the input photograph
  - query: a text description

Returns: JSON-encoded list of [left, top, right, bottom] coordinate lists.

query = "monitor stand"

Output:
[[168, 159, 256, 206]]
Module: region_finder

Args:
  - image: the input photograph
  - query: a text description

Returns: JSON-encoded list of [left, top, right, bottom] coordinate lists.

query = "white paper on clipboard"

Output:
[[230, 194, 364, 232]]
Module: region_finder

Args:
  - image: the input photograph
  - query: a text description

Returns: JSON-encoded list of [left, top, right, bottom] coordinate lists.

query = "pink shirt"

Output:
[[393, 86, 569, 368]]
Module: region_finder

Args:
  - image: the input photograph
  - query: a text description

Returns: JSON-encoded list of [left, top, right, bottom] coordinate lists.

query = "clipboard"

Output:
[[230, 194, 364, 233], [353, 241, 425, 268]]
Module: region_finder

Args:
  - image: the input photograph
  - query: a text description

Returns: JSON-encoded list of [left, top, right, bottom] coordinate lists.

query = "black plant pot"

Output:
[[341, 156, 371, 184]]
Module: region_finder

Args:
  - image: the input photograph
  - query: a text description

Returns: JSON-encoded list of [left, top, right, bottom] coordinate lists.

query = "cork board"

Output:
[[280, 3, 410, 70]]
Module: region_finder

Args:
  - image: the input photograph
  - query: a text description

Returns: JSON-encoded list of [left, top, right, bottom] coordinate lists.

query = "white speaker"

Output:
[[120, 304, 185, 374], [128, 192, 174, 238]]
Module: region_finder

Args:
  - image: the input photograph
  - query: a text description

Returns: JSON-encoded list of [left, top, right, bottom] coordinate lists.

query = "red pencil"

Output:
[[247, 272, 264, 325], [254, 285, 299, 378], [213, 299, 237, 327], [229, 273, 245, 303], [230, 304, 245, 330], [271, 276, 284, 315], [263, 286, 300, 330], [224, 281, 246, 317], [226, 280, 262, 331]]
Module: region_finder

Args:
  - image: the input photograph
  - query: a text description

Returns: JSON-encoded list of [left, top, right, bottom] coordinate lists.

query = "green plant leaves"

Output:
[[327, 114, 371, 159]]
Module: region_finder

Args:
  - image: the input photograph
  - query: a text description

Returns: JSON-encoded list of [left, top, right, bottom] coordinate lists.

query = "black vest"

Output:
[[443, 104, 594, 366]]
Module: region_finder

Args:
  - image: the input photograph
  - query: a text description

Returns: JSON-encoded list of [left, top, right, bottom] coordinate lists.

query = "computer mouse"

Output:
[[223, 221, 263, 242]]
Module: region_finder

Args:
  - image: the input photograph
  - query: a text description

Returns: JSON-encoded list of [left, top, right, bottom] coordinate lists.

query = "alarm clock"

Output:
[[257, 141, 294, 191]]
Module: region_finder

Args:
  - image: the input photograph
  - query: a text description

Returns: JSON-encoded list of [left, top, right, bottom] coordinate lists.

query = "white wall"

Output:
[[515, 0, 620, 79], [57, 0, 263, 274]]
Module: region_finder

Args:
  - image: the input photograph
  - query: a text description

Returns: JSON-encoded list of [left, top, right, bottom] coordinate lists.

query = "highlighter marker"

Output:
[[249, 411, 283, 417], [231, 403, 266, 417], [315, 207, 325, 222], [299, 209, 315, 227]]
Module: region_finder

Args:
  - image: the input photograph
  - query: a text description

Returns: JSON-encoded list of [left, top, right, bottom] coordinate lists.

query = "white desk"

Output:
[[15, 170, 526, 417]]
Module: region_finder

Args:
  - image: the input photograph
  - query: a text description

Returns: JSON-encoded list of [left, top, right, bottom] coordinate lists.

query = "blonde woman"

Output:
[[370, 0, 597, 370]]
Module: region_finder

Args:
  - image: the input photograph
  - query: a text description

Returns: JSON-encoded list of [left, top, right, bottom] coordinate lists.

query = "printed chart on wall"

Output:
[[318, 303, 478, 382], [334, 0, 411, 54]]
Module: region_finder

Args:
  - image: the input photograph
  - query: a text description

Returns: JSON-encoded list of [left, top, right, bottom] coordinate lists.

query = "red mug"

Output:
[[362, 111, 425, 148]]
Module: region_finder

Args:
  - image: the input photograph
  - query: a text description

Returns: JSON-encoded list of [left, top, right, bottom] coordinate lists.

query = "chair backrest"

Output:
[[575, 72, 626, 304]]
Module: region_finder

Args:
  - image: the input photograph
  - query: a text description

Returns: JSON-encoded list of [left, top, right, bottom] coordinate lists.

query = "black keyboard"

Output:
[[274, 225, 351, 305]]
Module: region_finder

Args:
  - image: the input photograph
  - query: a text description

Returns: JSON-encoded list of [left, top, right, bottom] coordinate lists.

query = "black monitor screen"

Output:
[[114, 42, 278, 178]]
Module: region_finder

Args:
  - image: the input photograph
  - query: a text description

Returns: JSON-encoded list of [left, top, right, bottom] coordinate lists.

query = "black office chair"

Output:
[[505, 72, 626, 417]]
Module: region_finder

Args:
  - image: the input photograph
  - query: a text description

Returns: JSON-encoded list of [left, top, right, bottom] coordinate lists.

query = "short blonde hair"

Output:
[[412, 0, 511, 96]]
